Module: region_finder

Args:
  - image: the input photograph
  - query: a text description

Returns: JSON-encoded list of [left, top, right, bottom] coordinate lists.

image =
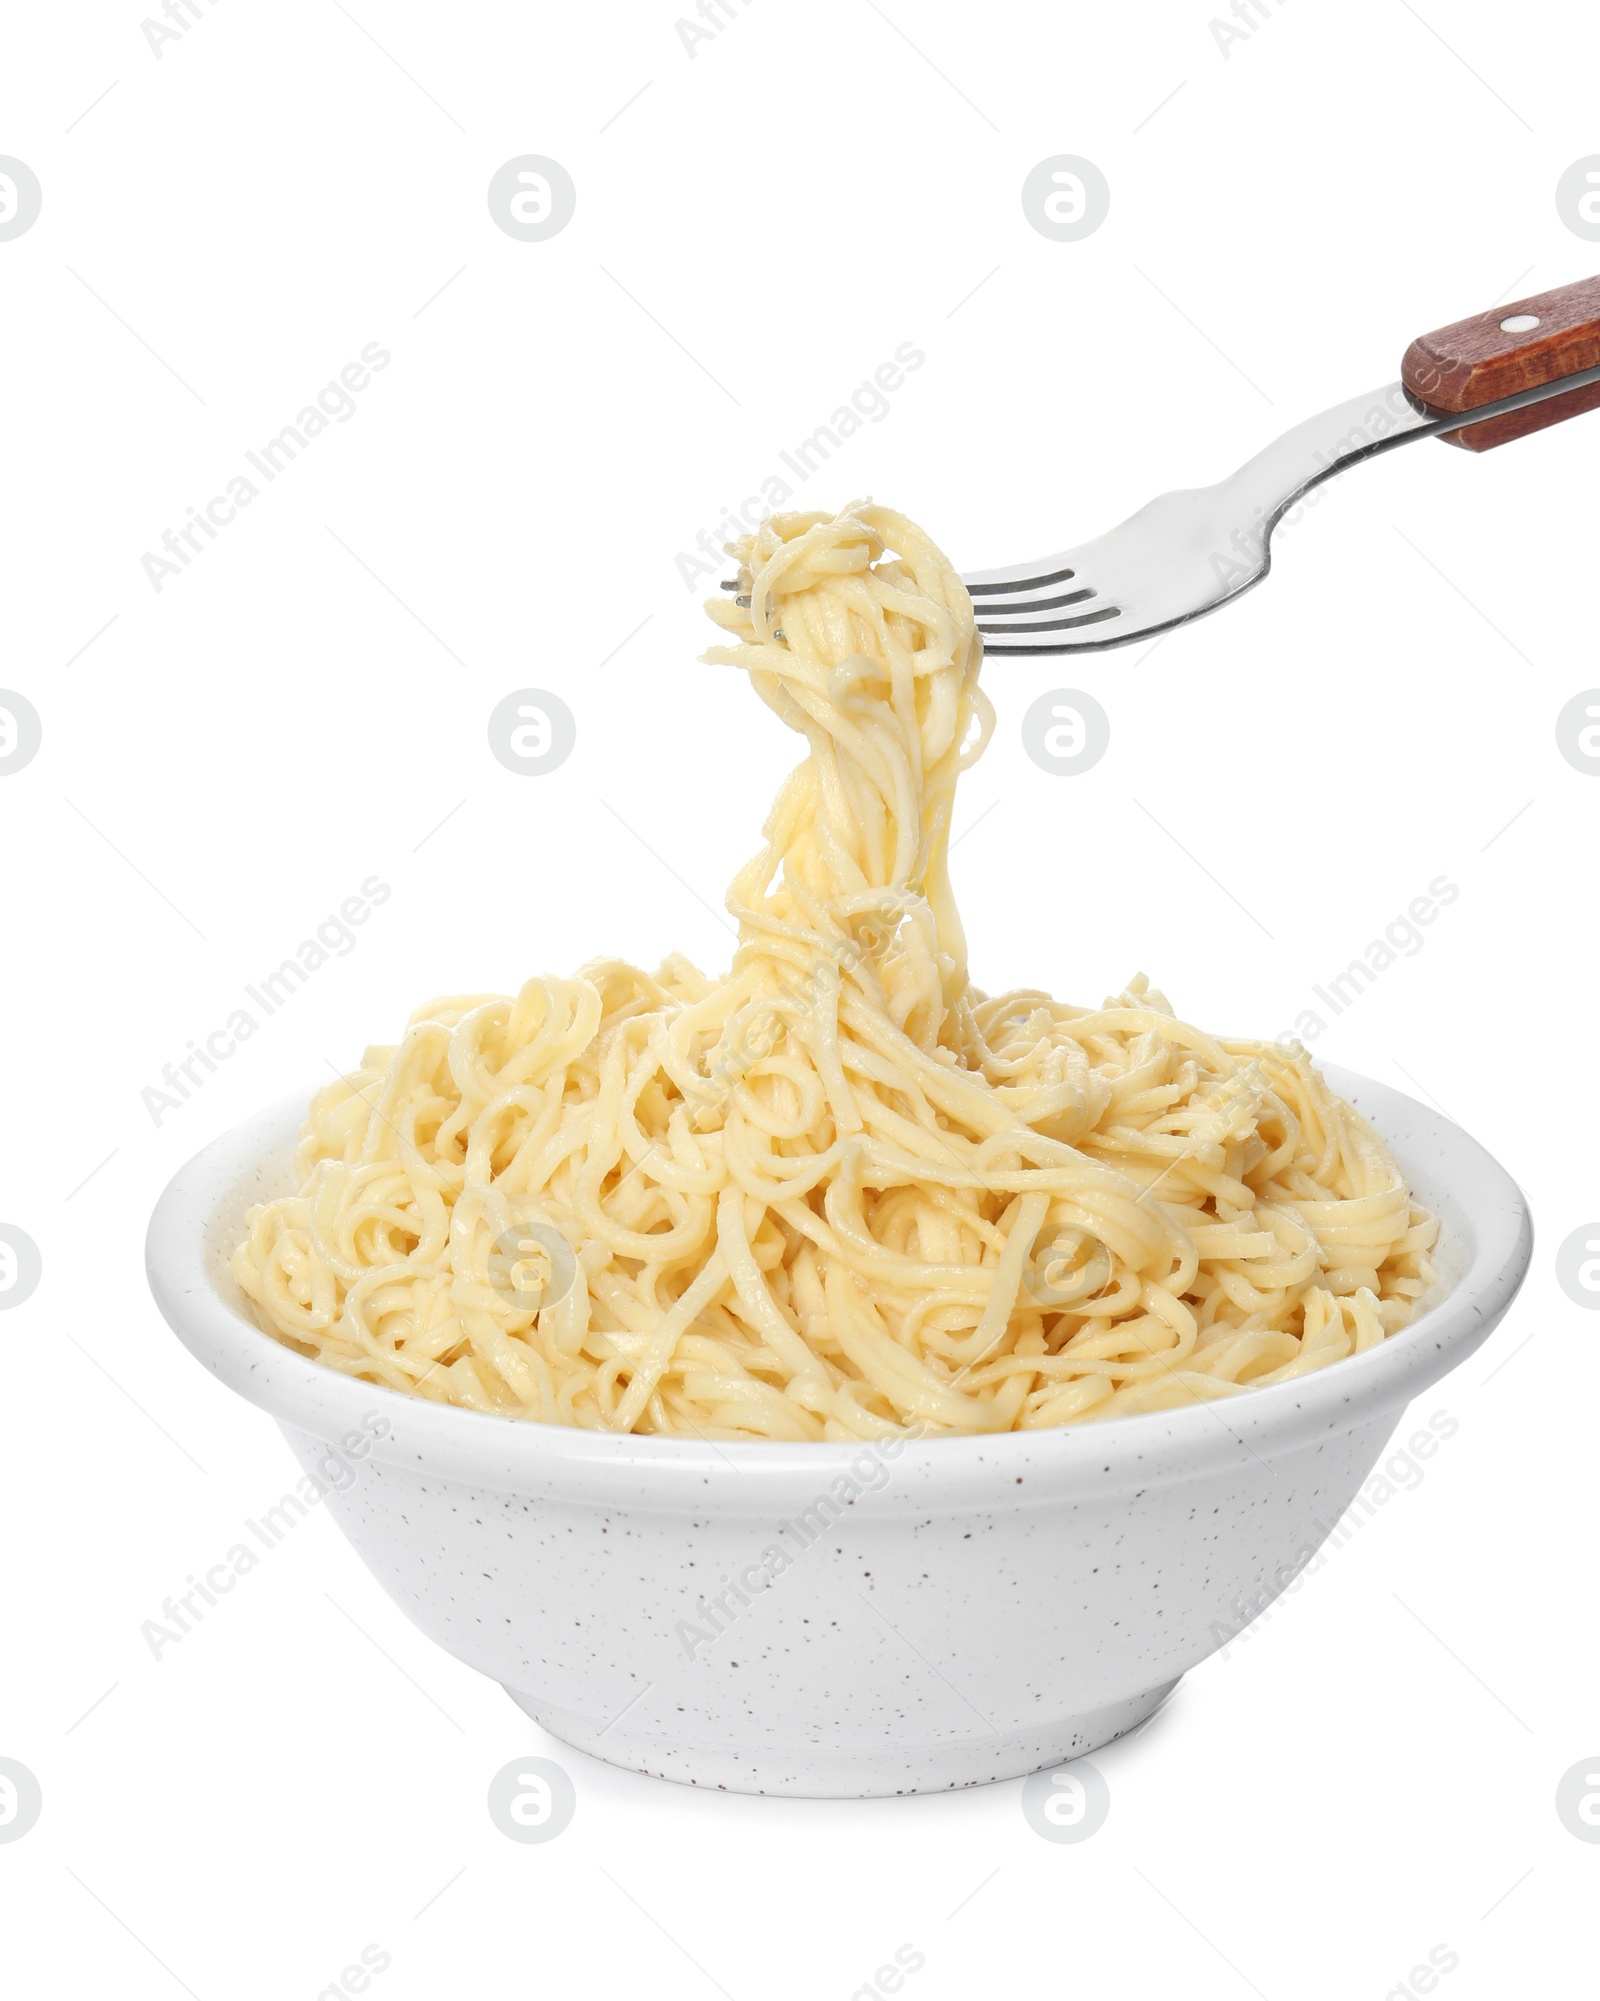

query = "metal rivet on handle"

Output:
[[1500, 314, 1542, 332]]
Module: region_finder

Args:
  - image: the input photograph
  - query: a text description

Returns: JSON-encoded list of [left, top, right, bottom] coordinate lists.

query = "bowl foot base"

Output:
[[500, 1676, 1180, 1798]]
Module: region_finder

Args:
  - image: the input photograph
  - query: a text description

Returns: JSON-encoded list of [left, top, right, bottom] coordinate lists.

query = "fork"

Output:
[[951, 274, 1600, 655]]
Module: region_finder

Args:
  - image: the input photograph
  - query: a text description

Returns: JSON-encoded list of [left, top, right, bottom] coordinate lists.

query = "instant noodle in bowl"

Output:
[[149, 503, 1530, 1794]]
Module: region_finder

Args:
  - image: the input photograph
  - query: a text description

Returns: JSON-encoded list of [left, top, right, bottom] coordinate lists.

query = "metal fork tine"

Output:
[[974, 586, 1098, 616], [977, 605, 1123, 639], [965, 565, 1077, 596]]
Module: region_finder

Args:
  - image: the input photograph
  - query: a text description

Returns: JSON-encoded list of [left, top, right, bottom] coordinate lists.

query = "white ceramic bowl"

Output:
[[146, 1068, 1530, 1797]]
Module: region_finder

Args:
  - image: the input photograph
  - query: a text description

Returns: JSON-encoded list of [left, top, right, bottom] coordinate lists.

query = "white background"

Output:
[[2, 1, 1597, 1994]]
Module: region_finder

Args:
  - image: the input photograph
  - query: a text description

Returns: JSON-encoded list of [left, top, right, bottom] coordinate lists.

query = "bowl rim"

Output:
[[144, 1065, 1533, 1510]]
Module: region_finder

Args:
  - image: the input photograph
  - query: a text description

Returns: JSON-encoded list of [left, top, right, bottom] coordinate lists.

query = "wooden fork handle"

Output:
[[1401, 272, 1600, 452]]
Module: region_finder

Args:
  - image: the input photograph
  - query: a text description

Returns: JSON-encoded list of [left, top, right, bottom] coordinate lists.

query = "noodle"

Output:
[[229, 502, 1438, 1440]]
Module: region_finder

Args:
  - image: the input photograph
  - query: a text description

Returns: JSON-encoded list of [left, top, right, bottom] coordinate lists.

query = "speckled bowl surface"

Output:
[[146, 1067, 1531, 1796]]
